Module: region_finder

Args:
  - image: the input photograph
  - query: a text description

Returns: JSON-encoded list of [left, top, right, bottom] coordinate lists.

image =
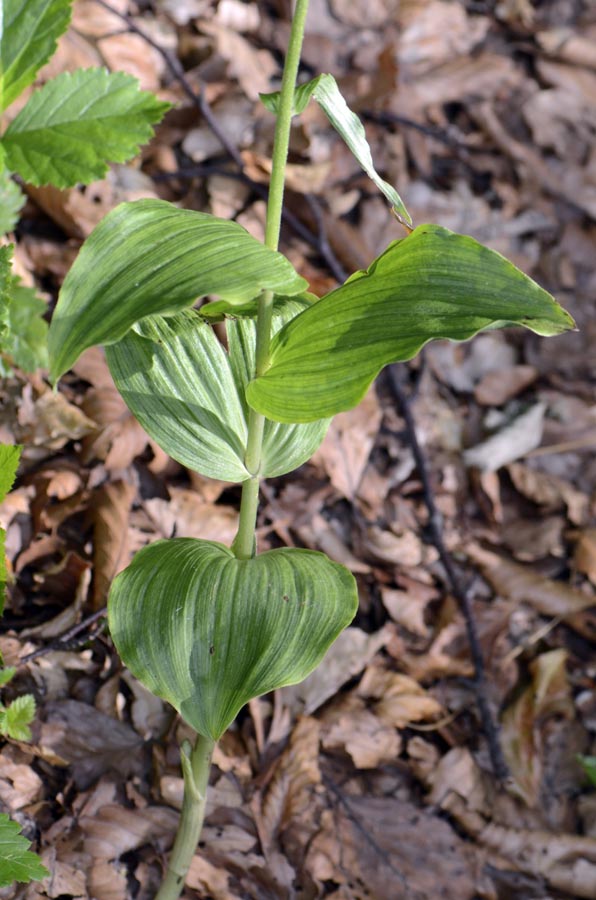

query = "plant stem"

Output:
[[155, 733, 215, 900], [233, 0, 311, 559]]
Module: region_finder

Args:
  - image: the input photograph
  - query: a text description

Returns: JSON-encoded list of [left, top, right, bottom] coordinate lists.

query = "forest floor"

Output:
[[1, 0, 596, 898]]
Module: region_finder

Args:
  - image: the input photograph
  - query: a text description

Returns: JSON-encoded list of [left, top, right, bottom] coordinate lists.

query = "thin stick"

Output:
[[386, 364, 510, 783]]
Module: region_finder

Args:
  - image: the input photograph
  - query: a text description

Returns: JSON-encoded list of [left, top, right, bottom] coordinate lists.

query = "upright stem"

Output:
[[233, 0, 311, 559], [157, 5, 311, 895], [156, 733, 215, 900]]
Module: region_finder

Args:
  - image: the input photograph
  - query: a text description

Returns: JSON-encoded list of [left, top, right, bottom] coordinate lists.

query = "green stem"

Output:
[[233, 0, 311, 559], [155, 733, 215, 900]]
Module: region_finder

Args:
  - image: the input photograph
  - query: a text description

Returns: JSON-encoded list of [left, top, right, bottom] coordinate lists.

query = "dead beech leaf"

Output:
[[278, 626, 391, 719], [201, 22, 276, 99], [144, 489, 238, 545], [501, 649, 574, 806], [18, 387, 97, 450], [81, 804, 178, 859], [323, 701, 401, 768], [36, 850, 87, 899], [357, 665, 443, 728], [253, 717, 321, 890], [307, 794, 479, 900], [573, 527, 596, 584], [381, 582, 438, 637], [86, 860, 129, 900], [467, 544, 595, 619], [362, 523, 424, 567], [40, 700, 143, 789], [474, 364, 538, 406], [464, 402, 546, 471], [186, 854, 241, 900], [89, 480, 136, 609], [507, 461, 588, 525], [0, 757, 43, 812]]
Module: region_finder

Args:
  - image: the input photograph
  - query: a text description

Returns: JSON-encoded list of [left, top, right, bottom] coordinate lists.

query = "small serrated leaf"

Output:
[[3, 694, 36, 741], [0, 171, 25, 235], [0, 813, 49, 887], [2, 68, 170, 188], [0, 0, 72, 112], [0, 667, 16, 687], [2, 277, 49, 372]]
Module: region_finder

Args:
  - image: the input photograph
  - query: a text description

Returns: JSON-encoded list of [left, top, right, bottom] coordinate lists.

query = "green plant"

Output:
[[0, 441, 48, 887], [46, 2, 574, 896], [0, 0, 169, 372]]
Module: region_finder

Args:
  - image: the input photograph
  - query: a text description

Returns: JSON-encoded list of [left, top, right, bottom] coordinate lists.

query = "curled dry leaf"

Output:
[[89, 481, 136, 609], [500, 648, 575, 806], [464, 402, 546, 472], [81, 805, 179, 860], [507, 461, 588, 524], [474, 364, 538, 406], [467, 543, 595, 620]]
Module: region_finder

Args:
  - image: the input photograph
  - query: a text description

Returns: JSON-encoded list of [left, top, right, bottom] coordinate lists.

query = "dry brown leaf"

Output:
[[35, 851, 87, 899], [18, 387, 97, 450], [39, 700, 143, 789], [81, 804, 178, 859], [86, 860, 129, 900], [573, 527, 596, 584], [357, 665, 443, 728], [324, 704, 401, 768], [501, 649, 575, 806], [507, 461, 588, 524], [201, 22, 276, 99], [381, 582, 437, 637], [311, 388, 382, 498], [253, 717, 321, 890], [464, 402, 546, 471], [144, 490, 238, 545], [307, 793, 480, 899], [89, 480, 136, 609], [467, 543, 595, 619], [185, 854, 241, 900], [277, 626, 391, 722], [501, 515, 565, 561], [474, 365, 538, 406], [0, 756, 43, 812], [362, 523, 424, 567]]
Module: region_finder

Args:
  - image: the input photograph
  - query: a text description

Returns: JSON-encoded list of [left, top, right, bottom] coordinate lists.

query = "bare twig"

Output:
[[93, 0, 347, 282], [386, 364, 510, 783], [19, 607, 107, 665]]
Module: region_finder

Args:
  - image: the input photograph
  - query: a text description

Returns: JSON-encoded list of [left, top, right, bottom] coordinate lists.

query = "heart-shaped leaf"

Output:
[[108, 538, 358, 739], [105, 302, 329, 481], [247, 224, 575, 423], [48, 199, 307, 382]]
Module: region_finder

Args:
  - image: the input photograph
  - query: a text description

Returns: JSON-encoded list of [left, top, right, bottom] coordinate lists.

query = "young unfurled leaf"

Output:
[[0, 813, 48, 887], [109, 538, 358, 739], [106, 302, 328, 482], [261, 73, 411, 224], [48, 199, 308, 382], [247, 225, 575, 423], [0, 693, 36, 741], [1, 69, 170, 188], [0, 170, 25, 235], [0, 0, 72, 112]]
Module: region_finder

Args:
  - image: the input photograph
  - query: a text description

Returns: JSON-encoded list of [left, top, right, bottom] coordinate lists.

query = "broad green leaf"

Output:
[[0, 0, 72, 112], [1, 693, 36, 740], [247, 225, 575, 423], [0, 814, 48, 887], [48, 199, 307, 382], [1, 278, 49, 373], [261, 73, 410, 224], [105, 302, 329, 481], [2, 68, 170, 188], [0, 171, 25, 235], [109, 538, 358, 739]]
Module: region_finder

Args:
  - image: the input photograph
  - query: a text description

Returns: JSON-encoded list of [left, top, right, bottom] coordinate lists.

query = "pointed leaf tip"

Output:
[[247, 225, 575, 423]]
